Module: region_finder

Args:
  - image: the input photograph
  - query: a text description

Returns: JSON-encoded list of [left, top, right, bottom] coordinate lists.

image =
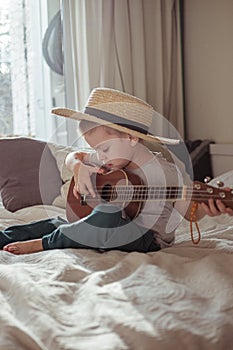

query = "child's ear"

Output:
[[128, 134, 139, 146]]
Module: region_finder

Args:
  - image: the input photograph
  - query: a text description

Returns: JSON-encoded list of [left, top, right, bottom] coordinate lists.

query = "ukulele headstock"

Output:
[[193, 181, 233, 210]]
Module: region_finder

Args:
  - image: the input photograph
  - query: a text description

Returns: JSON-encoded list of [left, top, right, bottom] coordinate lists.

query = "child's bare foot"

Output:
[[3, 239, 43, 255]]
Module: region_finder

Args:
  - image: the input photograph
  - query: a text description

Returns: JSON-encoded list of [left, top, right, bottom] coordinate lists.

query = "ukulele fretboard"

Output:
[[99, 185, 190, 202]]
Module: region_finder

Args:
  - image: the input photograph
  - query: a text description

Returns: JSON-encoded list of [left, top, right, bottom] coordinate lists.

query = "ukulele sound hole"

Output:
[[101, 184, 116, 202]]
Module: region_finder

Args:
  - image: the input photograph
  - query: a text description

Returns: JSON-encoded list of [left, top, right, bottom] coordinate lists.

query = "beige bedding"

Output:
[[0, 198, 233, 349]]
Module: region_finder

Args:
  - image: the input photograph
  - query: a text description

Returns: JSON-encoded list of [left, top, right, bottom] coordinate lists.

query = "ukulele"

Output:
[[66, 170, 233, 222]]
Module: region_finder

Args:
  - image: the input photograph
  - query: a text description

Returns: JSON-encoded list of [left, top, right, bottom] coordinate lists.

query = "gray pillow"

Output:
[[0, 137, 63, 211]]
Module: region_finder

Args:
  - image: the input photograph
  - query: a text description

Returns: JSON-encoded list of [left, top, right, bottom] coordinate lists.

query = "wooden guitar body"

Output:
[[66, 170, 144, 222]]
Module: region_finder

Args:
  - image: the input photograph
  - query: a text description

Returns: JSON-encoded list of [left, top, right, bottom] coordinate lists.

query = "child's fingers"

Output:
[[79, 179, 96, 198], [90, 166, 104, 175], [84, 166, 103, 197], [87, 184, 96, 198], [200, 199, 220, 216], [208, 199, 222, 215], [226, 207, 233, 216], [73, 187, 80, 200], [215, 199, 228, 214], [75, 165, 101, 198], [97, 167, 107, 174], [200, 198, 233, 216], [200, 202, 214, 216]]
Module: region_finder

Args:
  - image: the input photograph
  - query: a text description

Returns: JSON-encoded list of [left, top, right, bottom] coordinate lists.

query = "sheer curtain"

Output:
[[62, 0, 184, 145]]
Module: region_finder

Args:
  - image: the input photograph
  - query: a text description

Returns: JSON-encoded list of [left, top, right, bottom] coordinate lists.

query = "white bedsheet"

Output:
[[0, 206, 233, 349], [0, 171, 233, 349]]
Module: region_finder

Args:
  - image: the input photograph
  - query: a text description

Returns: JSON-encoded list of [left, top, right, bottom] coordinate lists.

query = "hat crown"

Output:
[[84, 88, 155, 129], [87, 88, 153, 109]]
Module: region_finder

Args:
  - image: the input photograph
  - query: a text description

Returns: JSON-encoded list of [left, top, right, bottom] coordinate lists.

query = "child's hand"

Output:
[[199, 187, 233, 217], [73, 163, 104, 199]]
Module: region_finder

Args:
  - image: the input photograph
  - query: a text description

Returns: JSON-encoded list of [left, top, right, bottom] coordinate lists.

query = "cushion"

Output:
[[0, 137, 63, 212], [47, 142, 76, 208]]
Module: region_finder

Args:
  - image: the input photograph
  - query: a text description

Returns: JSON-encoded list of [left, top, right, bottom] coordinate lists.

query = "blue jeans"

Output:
[[0, 204, 160, 253]]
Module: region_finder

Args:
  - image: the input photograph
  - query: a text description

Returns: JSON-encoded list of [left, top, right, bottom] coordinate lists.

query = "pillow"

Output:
[[0, 137, 63, 212], [47, 142, 75, 208]]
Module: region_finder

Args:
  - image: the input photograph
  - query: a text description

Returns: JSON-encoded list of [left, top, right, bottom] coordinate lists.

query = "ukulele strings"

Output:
[[82, 185, 230, 202]]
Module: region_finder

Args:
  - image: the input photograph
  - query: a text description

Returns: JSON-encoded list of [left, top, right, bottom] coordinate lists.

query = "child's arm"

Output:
[[65, 151, 104, 198], [175, 193, 233, 222]]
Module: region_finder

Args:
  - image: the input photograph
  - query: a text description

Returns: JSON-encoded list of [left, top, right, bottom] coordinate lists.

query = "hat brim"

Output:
[[51, 107, 180, 145]]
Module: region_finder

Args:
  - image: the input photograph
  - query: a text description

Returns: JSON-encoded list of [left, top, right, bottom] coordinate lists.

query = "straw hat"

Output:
[[51, 88, 179, 145]]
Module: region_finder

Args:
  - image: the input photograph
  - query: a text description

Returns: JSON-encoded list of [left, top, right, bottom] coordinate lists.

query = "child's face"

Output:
[[84, 126, 137, 170]]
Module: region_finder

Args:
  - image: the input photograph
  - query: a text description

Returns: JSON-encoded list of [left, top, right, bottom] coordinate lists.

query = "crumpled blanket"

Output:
[[0, 202, 233, 350]]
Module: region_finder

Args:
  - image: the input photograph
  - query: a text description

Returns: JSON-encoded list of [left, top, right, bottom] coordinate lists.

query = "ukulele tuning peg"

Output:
[[204, 176, 212, 183], [217, 181, 224, 188]]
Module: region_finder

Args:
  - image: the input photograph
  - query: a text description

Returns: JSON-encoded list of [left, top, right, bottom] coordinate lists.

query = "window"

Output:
[[0, 0, 65, 141], [0, 0, 12, 135]]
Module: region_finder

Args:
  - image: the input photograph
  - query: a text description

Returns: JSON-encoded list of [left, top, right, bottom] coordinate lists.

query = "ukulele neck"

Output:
[[116, 185, 189, 202]]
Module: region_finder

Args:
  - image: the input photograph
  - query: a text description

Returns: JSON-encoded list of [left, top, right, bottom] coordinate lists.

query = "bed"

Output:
[[0, 137, 233, 350]]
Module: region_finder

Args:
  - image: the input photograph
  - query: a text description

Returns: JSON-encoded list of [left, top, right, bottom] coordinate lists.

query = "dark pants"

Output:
[[0, 204, 160, 253]]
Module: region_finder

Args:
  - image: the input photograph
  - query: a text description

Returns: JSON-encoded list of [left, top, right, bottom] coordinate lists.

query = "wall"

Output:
[[183, 0, 233, 143]]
